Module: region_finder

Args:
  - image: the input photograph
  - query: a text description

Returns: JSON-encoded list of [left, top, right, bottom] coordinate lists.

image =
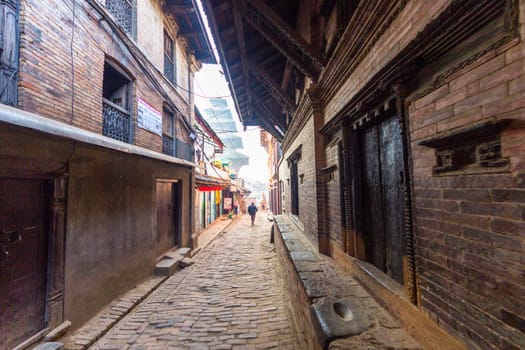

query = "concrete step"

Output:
[[154, 256, 182, 276], [174, 247, 191, 257]]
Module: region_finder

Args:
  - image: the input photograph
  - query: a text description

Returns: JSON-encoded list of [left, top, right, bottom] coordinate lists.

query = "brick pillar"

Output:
[[310, 87, 330, 254]]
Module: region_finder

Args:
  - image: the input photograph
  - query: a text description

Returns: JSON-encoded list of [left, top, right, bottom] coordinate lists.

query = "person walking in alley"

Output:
[[248, 202, 258, 225]]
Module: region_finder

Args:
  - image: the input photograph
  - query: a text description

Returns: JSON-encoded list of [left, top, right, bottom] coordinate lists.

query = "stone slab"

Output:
[[154, 258, 179, 276], [31, 342, 64, 350], [284, 238, 307, 252], [174, 247, 191, 257], [290, 250, 319, 262], [312, 296, 373, 349]]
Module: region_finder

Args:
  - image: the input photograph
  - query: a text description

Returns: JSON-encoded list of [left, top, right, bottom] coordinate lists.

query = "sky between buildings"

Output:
[[194, 64, 270, 187]]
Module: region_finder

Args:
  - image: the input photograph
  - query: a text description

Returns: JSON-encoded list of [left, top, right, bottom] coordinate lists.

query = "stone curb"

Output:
[[60, 275, 167, 350]]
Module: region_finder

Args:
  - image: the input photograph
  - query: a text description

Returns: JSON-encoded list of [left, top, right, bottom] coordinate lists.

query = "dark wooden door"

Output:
[[359, 116, 406, 284], [0, 178, 49, 348], [156, 181, 180, 256]]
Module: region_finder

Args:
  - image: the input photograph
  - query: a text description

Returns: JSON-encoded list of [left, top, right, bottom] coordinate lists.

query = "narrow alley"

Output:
[[89, 213, 300, 350]]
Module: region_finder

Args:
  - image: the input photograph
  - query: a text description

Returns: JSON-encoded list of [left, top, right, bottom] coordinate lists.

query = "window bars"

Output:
[[105, 0, 132, 34]]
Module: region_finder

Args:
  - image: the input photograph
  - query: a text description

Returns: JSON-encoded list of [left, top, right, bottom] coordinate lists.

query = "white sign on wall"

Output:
[[137, 97, 162, 136], [224, 197, 232, 210]]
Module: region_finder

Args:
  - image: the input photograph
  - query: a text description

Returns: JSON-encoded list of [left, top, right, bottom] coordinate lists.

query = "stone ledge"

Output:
[[273, 215, 422, 350]]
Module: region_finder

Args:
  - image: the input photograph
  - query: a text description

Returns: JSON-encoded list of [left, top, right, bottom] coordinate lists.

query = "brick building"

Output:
[[204, 0, 525, 349], [0, 0, 214, 348]]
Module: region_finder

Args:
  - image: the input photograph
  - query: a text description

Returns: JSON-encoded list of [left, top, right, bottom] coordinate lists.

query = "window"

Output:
[[162, 108, 176, 156], [0, 1, 18, 107], [102, 60, 132, 143], [164, 31, 176, 84], [287, 146, 301, 216], [106, 0, 133, 34]]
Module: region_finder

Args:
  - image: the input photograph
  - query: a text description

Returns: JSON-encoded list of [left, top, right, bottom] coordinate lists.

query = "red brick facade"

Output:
[[277, 0, 525, 348], [408, 38, 525, 350], [17, 0, 194, 151]]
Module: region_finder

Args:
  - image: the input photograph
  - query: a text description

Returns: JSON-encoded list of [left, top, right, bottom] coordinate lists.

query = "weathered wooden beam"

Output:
[[252, 95, 287, 133], [232, 0, 252, 116], [163, 3, 195, 14], [281, 60, 294, 91], [250, 110, 284, 141], [246, 56, 295, 113], [240, 0, 325, 80]]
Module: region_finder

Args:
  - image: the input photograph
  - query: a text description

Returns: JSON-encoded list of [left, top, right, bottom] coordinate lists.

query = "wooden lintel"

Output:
[[163, 4, 195, 14]]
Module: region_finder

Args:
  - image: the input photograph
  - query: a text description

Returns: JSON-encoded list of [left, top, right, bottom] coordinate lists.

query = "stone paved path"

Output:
[[91, 213, 300, 350]]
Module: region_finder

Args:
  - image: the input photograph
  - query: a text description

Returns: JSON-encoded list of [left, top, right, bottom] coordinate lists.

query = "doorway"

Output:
[[156, 180, 181, 256], [358, 115, 407, 285], [0, 178, 50, 348]]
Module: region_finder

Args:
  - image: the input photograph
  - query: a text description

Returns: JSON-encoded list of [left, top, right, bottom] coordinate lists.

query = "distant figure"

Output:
[[247, 202, 258, 226], [234, 200, 239, 215]]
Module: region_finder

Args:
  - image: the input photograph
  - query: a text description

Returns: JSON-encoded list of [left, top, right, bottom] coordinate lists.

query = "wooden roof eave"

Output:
[[202, 0, 245, 124]]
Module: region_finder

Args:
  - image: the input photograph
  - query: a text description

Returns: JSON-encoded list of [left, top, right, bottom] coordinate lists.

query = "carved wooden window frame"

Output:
[[418, 119, 511, 176]]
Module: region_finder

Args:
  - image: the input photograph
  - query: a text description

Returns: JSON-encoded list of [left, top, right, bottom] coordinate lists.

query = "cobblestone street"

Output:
[[91, 213, 300, 350]]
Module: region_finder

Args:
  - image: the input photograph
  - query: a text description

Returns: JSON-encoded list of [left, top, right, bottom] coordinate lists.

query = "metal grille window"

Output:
[[102, 61, 132, 143], [175, 138, 194, 162], [162, 108, 176, 156], [164, 31, 175, 84], [102, 101, 131, 142], [105, 0, 133, 34]]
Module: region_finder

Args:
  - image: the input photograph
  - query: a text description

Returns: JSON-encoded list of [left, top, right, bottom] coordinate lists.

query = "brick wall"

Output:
[[323, 0, 453, 125], [273, 220, 319, 350], [324, 139, 342, 247], [408, 13, 525, 349], [17, 0, 192, 153], [279, 117, 319, 248], [278, 0, 524, 348]]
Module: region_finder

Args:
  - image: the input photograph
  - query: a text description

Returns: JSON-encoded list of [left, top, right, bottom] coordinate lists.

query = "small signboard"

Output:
[[137, 98, 162, 136], [224, 197, 232, 210]]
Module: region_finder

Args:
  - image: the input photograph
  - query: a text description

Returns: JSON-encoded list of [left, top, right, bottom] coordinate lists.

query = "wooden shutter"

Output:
[[0, 1, 18, 106]]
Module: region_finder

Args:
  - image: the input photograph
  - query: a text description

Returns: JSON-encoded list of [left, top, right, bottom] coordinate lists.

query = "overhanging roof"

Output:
[[0, 104, 196, 167], [164, 0, 216, 64], [202, 0, 327, 141]]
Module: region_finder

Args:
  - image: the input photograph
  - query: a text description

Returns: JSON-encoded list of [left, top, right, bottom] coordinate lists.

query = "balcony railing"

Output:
[[102, 98, 131, 143], [162, 136, 194, 162], [106, 0, 132, 34]]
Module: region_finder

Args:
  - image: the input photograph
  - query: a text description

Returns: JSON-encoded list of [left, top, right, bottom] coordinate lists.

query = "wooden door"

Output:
[[0, 178, 49, 348], [359, 116, 406, 284], [156, 181, 180, 256]]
